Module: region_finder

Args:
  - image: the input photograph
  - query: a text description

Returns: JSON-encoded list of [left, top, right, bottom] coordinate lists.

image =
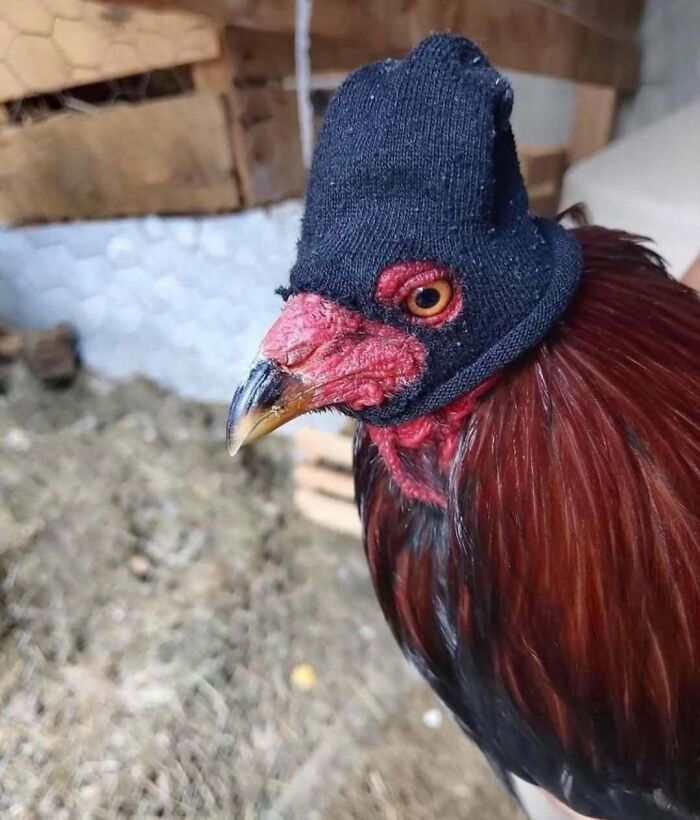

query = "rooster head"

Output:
[[226, 34, 581, 453]]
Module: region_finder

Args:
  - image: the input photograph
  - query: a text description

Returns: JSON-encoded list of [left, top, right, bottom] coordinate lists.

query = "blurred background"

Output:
[[0, 1, 698, 817]]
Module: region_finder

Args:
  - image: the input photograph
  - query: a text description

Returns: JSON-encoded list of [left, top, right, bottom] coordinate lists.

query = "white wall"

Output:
[[0, 204, 302, 403], [617, 0, 700, 137]]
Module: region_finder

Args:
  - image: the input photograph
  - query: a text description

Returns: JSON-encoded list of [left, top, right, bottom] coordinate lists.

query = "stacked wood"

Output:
[[0, 0, 237, 223], [141, 0, 647, 187], [0, 0, 645, 223], [204, 36, 578, 212], [293, 426, 360, 539], [122, 0, 644, 90]]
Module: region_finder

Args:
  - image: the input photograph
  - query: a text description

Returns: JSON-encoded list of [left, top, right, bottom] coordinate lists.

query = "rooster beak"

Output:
[[226, 357, 313, 456]]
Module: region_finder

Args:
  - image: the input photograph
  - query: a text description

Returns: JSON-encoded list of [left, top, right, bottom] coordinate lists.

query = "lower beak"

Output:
[[226, 358, 314, 456]]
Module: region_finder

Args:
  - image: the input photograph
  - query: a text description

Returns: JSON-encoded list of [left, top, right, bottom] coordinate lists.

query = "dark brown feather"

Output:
[[355, 227, 700, 819]]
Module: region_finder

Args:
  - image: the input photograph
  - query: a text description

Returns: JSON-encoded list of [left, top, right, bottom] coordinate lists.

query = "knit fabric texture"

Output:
[[284, 33, 583, 426]]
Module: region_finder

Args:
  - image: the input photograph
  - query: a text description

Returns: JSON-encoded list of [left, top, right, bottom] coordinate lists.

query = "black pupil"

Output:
[[414, 287, 441, 309]]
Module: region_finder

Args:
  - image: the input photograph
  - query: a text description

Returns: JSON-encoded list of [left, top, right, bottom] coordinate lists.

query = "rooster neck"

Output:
[[364, 375, 499, 507], [354, 227, 700, 819]]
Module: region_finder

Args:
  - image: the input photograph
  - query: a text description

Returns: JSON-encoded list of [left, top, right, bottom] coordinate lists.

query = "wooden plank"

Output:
[[519, 145, 567, 187], [0, 92, 239, 223], [193, 30, 305, 207], [192, 34, 256, 207], [294, 462, 355, 500], [517, 145, 566, 216], [226, 27, 373, 83], [295, 427, 353, 470], [116, 0, 234, 20], [0, 0, 221, 104], [535, 0, 646, 39], [236, 83, 305, 205], [126, 0, 640, 89], [568, 83, 618, 163], [294, 488, 361, 538], [527, 180, 560, 218]]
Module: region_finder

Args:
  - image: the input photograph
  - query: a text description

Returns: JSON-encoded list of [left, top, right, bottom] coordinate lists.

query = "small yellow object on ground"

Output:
[[290, 663, 318, 691]]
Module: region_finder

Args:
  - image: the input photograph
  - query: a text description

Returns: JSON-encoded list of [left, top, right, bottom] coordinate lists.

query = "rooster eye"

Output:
[[405, 279, 453, 318]]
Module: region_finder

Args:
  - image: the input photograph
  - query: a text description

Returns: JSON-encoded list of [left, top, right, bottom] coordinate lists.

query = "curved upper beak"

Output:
[[226, 357, 314, 456]]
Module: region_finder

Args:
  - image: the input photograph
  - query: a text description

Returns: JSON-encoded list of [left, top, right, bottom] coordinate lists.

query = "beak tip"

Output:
[[226, 357, 313, 454], [226, 437, 242, 458], [225, 419, 243, 458]]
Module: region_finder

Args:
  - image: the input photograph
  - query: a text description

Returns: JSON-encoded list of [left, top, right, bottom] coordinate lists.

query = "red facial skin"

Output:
[[261, 262, 491, 506], [261, 291, 426, 410]]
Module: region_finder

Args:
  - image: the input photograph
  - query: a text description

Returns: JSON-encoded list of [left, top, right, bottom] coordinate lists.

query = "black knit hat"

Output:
[[285, 33, 582, 426]]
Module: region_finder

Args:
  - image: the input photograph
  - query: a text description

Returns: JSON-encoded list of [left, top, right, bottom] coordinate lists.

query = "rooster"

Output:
[[226, 35, 700, 820]]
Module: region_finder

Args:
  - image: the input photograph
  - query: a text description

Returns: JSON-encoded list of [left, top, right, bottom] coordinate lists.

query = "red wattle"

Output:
[[367, 375, 500, 506]]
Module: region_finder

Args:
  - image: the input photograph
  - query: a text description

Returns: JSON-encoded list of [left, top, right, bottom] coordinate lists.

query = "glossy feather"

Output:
[[355, 227, 700, 819]]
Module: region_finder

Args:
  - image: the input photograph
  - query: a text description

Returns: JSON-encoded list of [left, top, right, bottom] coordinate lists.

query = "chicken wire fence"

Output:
[[0, 202, 304, 403], [3, 67, 193, 127]]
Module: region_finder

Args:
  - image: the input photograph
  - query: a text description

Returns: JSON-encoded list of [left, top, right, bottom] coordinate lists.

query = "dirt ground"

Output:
[[0, 365, 521, 820]]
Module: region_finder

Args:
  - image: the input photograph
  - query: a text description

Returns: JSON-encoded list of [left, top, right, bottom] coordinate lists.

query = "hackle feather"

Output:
[[356, 227, 700, 817]]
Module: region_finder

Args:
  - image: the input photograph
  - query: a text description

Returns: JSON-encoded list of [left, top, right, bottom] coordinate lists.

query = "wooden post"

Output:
[[192, 28, 306, 208], [118, 0, 642, 90], [519, 145, 567, 216], [568, 83, 618, 164], [191, 33, 256, 207]]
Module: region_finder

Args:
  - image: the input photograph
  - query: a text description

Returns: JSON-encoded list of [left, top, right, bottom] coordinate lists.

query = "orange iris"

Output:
[[404, 279, 453, 318]]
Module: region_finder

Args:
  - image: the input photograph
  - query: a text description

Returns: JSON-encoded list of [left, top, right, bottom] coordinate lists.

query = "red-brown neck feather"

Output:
[[359, 227, 700, 793]]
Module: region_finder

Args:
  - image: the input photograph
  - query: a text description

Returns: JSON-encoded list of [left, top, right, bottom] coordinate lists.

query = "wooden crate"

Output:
[[0, 0, 645, 223], [120, 0, 647, 209], [0, 92, 239, 222], [293, 426, 360, 539], [0, 1, 220, 104], [130, 0, 644, 89], [196, 29, 573, 213], [0, 0, 241, 223]]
